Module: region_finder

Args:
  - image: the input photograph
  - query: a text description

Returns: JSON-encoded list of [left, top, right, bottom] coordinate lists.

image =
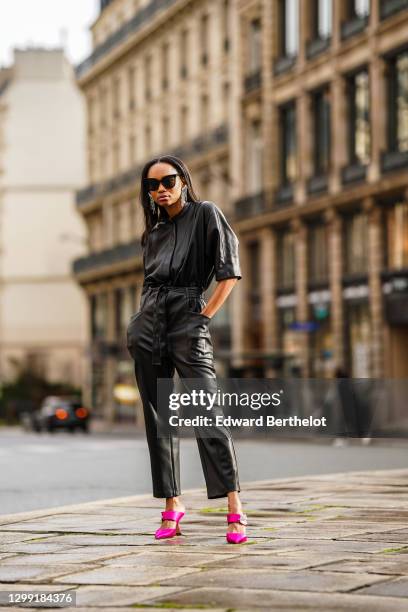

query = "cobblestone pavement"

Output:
[[0, 468, 408, 611]]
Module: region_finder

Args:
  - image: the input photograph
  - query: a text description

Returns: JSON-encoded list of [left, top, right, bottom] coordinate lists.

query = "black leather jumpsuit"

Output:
[[127, 199, 242, 499]]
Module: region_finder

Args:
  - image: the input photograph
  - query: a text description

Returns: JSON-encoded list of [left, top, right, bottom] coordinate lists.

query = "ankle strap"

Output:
[[227, 513, 248, 526], [161, 510, 184, 521]]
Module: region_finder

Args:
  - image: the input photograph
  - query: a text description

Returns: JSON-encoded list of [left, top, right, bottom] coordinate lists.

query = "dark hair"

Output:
[[139, 155, 200, 247]]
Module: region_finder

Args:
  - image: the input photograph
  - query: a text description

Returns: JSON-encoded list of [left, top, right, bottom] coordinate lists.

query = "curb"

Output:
[[1, 467, 407, 525]]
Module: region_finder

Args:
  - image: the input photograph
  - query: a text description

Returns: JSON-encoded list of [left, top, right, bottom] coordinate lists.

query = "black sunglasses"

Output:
[[144, 174, 180, 192]]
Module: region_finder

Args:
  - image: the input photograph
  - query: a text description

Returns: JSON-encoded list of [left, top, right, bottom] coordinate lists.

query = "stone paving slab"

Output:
[[356, 576, 408, 597], [0, 534, 44, 545], [0, 563, 99, 584], [158, 566, 387, 592], [147, 586, 408, 611], [0, 468, 407, 610], [316, 556, 408, 575], [73, 585, 196, 607], [0, 542, 79, 554]]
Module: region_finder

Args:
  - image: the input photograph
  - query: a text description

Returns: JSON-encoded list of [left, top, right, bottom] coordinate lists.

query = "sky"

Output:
[[0, 0, 100, 69]]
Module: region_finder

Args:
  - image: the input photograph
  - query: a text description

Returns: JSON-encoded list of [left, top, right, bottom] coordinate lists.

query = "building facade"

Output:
[[0, 49, 88, 388], [74, 0, 408, 419], [74, 0, 239, 419], [235, 0, 408, 379]]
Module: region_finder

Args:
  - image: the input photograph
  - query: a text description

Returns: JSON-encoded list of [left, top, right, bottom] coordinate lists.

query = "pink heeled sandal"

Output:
[[155, 510, 185, 540], [226, 513, 248, 544]]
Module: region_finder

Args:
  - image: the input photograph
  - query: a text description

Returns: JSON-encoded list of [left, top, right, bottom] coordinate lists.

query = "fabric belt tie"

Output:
[[147, 284, 203, 366]]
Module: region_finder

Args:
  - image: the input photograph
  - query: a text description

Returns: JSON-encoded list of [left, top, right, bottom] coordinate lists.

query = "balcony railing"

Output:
[[234, 191, 266, 220], [341, 162, 367, 184], [76, 124, 229, 207], [380, 0, 408, 19], [381, 149, 408, 173], [306, 36, 331, 60], [273, 54, 297, 76], [244, 70, 262, 93], [341, 14, 369, 40], [77, 0, 178, 79], [72, 239, 142, 276], [274, 182, 295, 206], [307, 174, 328, 195]]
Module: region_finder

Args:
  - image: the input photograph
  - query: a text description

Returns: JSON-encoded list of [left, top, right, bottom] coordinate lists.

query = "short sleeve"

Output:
[[205, 202, 242, 281]]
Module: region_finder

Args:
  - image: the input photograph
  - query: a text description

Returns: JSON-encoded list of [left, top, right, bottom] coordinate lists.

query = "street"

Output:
[[1, 428, 407, 515]]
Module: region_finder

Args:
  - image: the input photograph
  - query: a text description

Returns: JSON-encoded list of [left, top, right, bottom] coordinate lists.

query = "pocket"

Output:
[[186, 296, 211, 321]]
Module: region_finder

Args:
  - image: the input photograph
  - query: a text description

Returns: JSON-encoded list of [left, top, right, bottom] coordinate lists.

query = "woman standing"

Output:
[[127, 155, 247, 544]]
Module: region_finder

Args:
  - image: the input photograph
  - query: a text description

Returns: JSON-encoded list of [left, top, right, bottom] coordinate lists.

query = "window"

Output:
[[312, 86, 331, 175], [346, 301, 371, 378], [145, 124, 151, 155], [161, 42, 169, 91], [223, 81, 230, 120], [277, 230, 296, 289], [112, 76, 120, 118], [246, 119, 263, 193], [341, 1, 369, 40], [99, 87, 107, 128], [222, 0, 230, 52], [144, 55, 152, 101], [131, 196, 144, 239], [312, 0, 332, 39], [88, 96, 95, 136], [248, 18, 262, 73], [279, 0, 299, 57], [349, 0, 370, 17], [89, 154, 96, 182], [180, 29, 188, 78], [308, 223, 329, 283], [129, 133, 136, 166], [91, 293, 108, 340], [248, 241, 261, 331], [343, 212, 369, 275], [115, 287, 134, 341], [112, 142, 120, 175], [347, 69, 370, 165], [388, 50, 408, 153], [387, 201, 408, 269], [162, 114, 169, 148], [200, 94, 209, 131], [113, 202, 127, 244], [180, 105, 188, 140], [128, 65, 135, 109], [279, 307, 297, 355], [100, 148, 107, 179], [200, 14, 209, 65], [89, 214, 103, 252], [280, 101, 297, 183]]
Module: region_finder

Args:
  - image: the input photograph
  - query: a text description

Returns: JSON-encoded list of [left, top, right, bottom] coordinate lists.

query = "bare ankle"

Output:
[[165, 497, 184, 511], [227, 492, 243, 514]]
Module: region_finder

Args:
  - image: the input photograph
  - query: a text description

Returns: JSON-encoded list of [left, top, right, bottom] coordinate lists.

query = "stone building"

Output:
[[235, 0, 408, 379], [74, 0, 408, 419], [0, 49, 88, 388], [73, 0, 238, 419]]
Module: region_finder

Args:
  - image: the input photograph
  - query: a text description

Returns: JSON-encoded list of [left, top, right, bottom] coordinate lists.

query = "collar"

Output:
[[151, 201, 192, 231], [163, 200, 192, 223]]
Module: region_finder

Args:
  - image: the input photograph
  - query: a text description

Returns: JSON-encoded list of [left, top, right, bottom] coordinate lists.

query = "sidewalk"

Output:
[[0, 469, 407, 611]]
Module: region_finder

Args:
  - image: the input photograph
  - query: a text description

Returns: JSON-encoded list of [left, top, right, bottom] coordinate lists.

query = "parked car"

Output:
[[27, 396, 91, 433]]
